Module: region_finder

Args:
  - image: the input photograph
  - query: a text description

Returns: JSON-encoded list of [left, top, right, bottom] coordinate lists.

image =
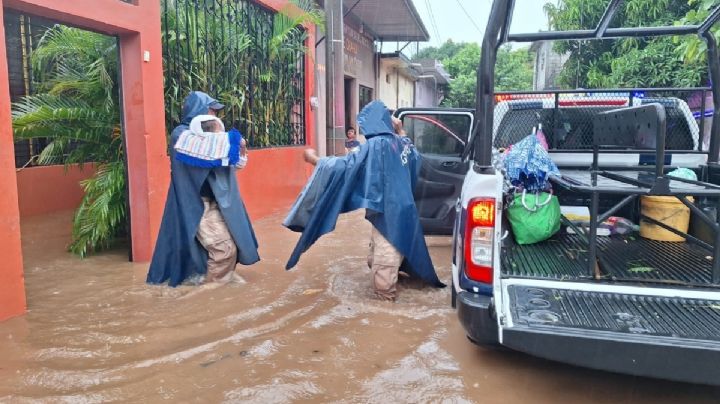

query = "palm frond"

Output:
[[13, 26, 124, 257], [69, 161, 127, 257]]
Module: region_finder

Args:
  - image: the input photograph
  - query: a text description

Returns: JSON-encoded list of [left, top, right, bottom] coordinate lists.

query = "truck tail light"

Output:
[[464, 198, 496, 284]]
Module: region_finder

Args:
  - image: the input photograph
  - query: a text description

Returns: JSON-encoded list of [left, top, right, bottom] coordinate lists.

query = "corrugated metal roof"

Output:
[[344, 0, 430, 42]]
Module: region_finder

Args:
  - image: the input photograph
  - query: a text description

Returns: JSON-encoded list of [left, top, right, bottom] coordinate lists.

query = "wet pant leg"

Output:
[[367, 226, 403, 301], [197, 198, 238, 284]]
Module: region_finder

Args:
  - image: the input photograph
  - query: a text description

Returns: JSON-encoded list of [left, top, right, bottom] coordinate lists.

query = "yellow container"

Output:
[[640, 196, 694, 242]]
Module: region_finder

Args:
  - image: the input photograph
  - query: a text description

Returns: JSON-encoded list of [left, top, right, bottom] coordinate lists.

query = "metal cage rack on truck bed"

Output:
[[544, 103, 720, 287], [472, 0, 720, 290]]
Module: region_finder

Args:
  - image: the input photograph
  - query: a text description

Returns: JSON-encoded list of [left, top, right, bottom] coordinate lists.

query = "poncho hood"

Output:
[[181, 91, 221, 125], [358, 100, 394, 139]]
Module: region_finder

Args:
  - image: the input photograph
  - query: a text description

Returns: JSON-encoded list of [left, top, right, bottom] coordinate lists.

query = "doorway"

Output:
[[359, 85, 373, 112], [344, 77, 355, 132], [5, 12, 129, 259], [0, 0, 168, 322]]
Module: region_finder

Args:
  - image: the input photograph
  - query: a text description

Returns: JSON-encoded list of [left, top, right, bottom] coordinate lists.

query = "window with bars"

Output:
[[161, 0, 309, 148], [3, 10, 55, 168]]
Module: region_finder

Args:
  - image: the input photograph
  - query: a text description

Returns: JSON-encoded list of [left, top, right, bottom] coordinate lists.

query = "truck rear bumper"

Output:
[[458, 285, 720, 385], [456, 291, 498, 345], [502, 284, 720, 386], [502, 327, 720, 386]]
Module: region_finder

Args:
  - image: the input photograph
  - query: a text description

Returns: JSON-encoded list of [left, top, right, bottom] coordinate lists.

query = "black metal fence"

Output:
[[161, 0, 307, 148], [492, 88, 713, 154], [4, 10, 54, 167]]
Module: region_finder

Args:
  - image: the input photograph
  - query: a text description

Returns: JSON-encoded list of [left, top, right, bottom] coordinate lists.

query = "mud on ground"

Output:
[[0, 211, 718, 403]]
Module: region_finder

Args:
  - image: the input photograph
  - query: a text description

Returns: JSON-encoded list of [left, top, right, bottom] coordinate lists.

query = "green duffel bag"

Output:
[[507, 190, 561, 245]]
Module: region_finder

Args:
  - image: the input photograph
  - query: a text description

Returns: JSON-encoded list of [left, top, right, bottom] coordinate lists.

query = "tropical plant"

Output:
[[675, 0, 720, 65], [162, 0, 322, 147], [415, 41, 534, 108], [413, 40, 466, 62], [543, 0, 712, 88], [12, 25, 125, 257], [11, 1, 322, 257]]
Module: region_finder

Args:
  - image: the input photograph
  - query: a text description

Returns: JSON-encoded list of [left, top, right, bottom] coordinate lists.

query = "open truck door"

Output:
[[396, 108, 474, 235]]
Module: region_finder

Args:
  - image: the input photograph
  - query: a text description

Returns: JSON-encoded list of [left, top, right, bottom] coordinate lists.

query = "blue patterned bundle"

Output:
[[503, 133, 560, 192]]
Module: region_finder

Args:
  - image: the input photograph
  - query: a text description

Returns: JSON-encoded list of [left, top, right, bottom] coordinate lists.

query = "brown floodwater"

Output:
[[1, 210, 718, 403]]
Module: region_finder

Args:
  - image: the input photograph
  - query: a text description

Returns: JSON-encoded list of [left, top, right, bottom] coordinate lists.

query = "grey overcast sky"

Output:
[[411, 0, 555, 49]]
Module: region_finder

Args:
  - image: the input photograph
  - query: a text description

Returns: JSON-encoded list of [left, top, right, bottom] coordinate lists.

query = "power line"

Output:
[[455, 0, 483, 36], [424, 0, 442, 44], [424, 0, 440, 43]]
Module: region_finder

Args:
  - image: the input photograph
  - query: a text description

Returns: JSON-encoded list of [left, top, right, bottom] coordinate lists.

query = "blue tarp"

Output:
[[283, 100, 444, 287]]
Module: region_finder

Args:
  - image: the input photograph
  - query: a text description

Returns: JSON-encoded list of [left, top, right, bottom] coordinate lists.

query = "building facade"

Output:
[[530, 40, 569, 91], [378, 52, 419, 111], [315, 0, 431, 156], [413, 58, 451, 108]]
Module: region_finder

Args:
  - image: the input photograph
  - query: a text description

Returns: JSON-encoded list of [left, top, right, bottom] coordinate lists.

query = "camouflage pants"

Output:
[[367, 226, 403, 301], [197, 197, 237, 284]]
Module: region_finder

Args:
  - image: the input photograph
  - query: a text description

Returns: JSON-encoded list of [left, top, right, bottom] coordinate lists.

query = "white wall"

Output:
[[378, 60, 416, 110]]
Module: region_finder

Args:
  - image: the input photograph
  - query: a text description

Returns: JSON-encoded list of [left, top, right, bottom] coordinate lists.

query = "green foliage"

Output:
[[443, 74, 477, 108], [443, 43, 481, 78], [674, 0, 720, 65], [12, 0, 322, 257], [417, 41, 533, 108], [12, 26, 125, 257], [413, 40, 466, 62], [71, 161, 127, 258], [544, 0, 712, 88], [496, 46, 535, 92], [162, 0, 321, 147]]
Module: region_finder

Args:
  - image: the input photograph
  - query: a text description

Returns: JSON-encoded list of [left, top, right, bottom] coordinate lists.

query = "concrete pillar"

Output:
[[0, 3, 27, 321], [324, 0, 345, 156]]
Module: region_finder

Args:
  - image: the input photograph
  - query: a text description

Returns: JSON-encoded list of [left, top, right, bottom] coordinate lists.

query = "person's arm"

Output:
[[235, 139, 249, 169], [241, 139, 248, 157], [303, 148, 320, 166], [392, 116, 406, 136]]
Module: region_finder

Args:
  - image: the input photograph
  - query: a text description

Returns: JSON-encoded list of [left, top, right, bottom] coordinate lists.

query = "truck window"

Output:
[[403, 114, 471, 157]]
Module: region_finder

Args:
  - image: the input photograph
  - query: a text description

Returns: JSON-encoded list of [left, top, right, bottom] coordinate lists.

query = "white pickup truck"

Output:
[[399, 0, 720, 386]]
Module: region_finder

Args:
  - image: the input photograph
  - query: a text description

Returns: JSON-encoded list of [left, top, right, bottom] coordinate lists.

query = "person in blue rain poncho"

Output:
[[284, 100, 445, 301], [147, 91, 259, 287]]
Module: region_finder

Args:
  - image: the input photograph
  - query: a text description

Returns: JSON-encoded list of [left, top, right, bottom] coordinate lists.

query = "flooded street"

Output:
[[1, 210, 719, 403]]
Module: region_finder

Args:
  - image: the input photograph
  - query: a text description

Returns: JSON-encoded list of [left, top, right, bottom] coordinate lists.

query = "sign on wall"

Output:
[[343, 21, 374, 82]]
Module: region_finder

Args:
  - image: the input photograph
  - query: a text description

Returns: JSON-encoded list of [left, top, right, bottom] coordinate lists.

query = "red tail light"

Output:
[[464, 198, 496, 284]]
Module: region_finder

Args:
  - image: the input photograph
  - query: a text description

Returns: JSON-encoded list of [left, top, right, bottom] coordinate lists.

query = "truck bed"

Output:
[[501, 233, 720, 288], [498, 283, 720, 385]]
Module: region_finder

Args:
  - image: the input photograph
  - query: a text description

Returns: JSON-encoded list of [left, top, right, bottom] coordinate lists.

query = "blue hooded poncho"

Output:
[[283, 100, 444, 287], [147, 91, 260, 286]]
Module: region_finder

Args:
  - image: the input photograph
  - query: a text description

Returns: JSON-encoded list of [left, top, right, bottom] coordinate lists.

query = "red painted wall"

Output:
[[0, 4, 26, 322], [3, 0, 171, 263], [238, 147, 313, 220], [16, 165, 95, 217], [0, 0, 169, 321], [0, 0, 316, 322], [14, 148, 312, 221]]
